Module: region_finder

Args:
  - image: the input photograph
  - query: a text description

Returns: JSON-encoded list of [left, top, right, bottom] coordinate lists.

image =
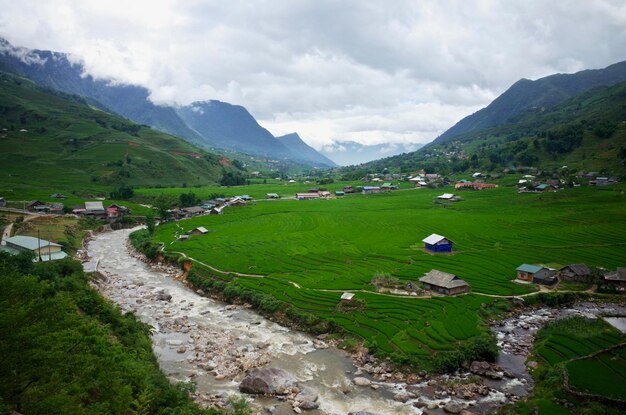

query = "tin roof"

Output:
[[516, 264, 543, 274], [85, 201, 104, 211], [4, 235, 62, 250], [340, 292, 355, 300], [419, 270, 469, 289], [195, 226, 209, 234], [422, 233, 449, 245]]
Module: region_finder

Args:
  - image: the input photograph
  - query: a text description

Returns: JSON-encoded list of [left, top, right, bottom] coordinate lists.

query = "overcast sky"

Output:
[[1, 1, 625, 149]]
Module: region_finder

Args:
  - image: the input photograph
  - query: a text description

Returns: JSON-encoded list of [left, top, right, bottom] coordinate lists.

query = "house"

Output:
[[181, 206, 206, 217], [238, 195, 253, 201], [381, 183, 394, 191], [27, 200, 46, 211], [50, 193, 67, 199], [0, 235, 68, 262], [318, 191, 331, 198], [288, 179, 297, 183], [425, 173, 440, 181], [455, 182, 497, 190], [422, 233, 453, 253], [603, 268, 626, 290], [516, 264, 557, 285], [335, 191, 345, 196], [340, 292, 355, 302], [228, 197, 247, 207], [437, 193, 459, 201], [49, 203, 64, 214], [362, 186, 381, 194], [343, 186, 355, 194], [0, 197, 5, 208], [535, 183, 557, 192], [266, 193, 280, 199], [296, 193, 320, 200], [84, 201, 105, 216], [419, 269, 470, 295], [590, 177, 617, 186], [559, 264, 592, 281], [308, 188, 320, 193], [190, 226, 209, 235]]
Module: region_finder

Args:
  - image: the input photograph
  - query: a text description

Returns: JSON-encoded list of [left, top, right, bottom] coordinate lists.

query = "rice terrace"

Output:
[[145, 184, 626, 366]]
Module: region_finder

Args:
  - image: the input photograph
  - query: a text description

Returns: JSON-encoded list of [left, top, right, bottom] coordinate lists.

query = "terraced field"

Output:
[[566, 345, 626, 400], [149, 184, 626, 362]]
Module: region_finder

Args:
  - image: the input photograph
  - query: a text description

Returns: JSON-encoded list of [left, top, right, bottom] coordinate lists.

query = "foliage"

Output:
[[179, 191, 199, 207], [0, 252, 207, 414], [154, 194, 176, 220], [110, 185, 135, 200], [130, 229, 161, 260], [220, 170, 247, 186]]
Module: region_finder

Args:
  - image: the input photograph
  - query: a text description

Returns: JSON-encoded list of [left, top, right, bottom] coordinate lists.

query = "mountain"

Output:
[[432, 60, 626, 146], [0, 71, 227, 192], [276, 133, 336, 167], [0, 38, 205, 146], [0, 38, 333, 169], [320, 141, 423, 166], [353, 80, 626, 175]]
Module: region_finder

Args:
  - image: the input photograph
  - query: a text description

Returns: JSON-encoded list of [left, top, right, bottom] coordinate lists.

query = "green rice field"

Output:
[[149, 184, 626, 361], [566, 345, 626, 400]]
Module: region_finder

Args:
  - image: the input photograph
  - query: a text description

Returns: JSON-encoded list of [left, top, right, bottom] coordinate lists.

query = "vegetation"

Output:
[[0, 252, 212, 415]]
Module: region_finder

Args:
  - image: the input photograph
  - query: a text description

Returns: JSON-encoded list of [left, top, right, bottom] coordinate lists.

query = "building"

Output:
[[343, 186, 355, 194], [335, 191, 345, 196], [362, 186, 381, 194], [190, 226, 209, 235], [266, 193, 280, 199], [422, 233, 453, 253], [419, 269, 470, 295], [381, 183, 398, 191], [84, 201, 105, 216], [516, 264, 557, 285], [437, 193, 459, 201], [340, 292, 355, 302], [603, 268, 626, 290], [318, 191, 331, 198], [27, 200, 46, 211], [559, 264, 592, 281], [296, 193, 320, 200], [1, 235, 68, 261], [49, 203, 64, 214]]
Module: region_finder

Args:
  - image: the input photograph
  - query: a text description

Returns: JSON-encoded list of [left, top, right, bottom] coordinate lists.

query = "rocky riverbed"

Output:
[[84, 228, 625, 415]]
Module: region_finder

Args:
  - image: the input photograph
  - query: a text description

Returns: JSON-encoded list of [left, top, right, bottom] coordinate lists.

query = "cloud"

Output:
[[1, 0, 625, 148]]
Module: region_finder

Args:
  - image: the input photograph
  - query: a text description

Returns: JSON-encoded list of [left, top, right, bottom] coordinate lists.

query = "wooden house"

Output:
[[190, 226, 209, 235], [1, 235, 67, 262], [559, 264, 591, 281], [419, 269, 469, 295], [603, 268, 626, 290], [422, 233, 453, 253], [27, 200, 46, 211], [516, 264, 557, 285]]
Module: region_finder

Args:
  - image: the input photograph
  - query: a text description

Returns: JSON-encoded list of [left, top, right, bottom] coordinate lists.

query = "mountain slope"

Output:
[[0, 71, 226, 192], [353, 81, 626, 174], [433, 61, 626, 145], [276, 133, 336, 167], [0, 38, 205, 146]]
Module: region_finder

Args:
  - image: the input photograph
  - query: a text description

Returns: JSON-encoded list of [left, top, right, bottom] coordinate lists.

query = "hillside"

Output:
[[276, 132, 336, 167], [355, 80, 626, 175], [433, 60, 626, 145], [0, 71, 227, 194]]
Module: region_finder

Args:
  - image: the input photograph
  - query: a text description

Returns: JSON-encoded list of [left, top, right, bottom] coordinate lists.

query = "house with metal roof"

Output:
[[266, 193, 280, 199], [335, 191, 345, 196], [84, 201, 105, 215], [422, 233, 453, 253], [296, 193, 320, 200], [603, 268, 626, 290], [1, 235, 68, 262], [190, 226, 209, 235], [437, 193, 459, 201], [559, 264, 592, 281], [516, 264, 556, 285], [340, 292, 355, 302], [419, 269, 469, 295], [362, 186, 381, 194]]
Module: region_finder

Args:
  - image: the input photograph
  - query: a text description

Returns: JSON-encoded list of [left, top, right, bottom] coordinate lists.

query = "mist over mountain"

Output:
[[0, 37, 332, 169], [275, 133, 337, 167], [320, 141, 423, 166]]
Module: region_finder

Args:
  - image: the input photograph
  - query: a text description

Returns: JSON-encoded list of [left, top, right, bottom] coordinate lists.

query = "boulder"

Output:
[[443, 402, 464, 414], [239, 368, 296, 395], [353, 377, 371, 386], [295, 387, 319, 410]]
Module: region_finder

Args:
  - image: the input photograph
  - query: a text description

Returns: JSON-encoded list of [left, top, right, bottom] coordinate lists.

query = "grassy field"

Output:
[[149, 183, 626, 364]]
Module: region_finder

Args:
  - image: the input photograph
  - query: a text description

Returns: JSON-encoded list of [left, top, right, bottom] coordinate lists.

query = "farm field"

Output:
[[566, 345, 626, 400], [150, 184, 626, 361]]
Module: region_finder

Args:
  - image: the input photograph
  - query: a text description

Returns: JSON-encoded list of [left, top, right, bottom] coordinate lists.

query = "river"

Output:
[[84, 228, 626, 415]]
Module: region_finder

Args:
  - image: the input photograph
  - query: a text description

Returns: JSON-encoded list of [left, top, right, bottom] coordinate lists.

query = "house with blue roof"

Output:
[[516, 263, 557, 285]]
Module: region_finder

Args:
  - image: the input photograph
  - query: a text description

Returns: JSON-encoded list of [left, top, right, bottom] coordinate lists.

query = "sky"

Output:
[[1, 0, 625, 150]]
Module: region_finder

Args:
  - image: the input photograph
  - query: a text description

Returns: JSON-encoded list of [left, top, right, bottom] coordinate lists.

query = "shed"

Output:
[[190, 226, 209, 235], [343, 186, 354, 193], [516, 264, 556, 285], [603, 268, 626, 290], [335, 191, 345, 196], [266, 193, 280, 199], [419, 269, 469, 295], [318, 191, 331, 197], [85, 201, 105, 215], [296, 193, 320, 200], [559, 264, 591, 281], [340, 292, 355, 302], [422, 233, 453, 253], [437, 193, 458, 201], [1, 235, 67, 262]]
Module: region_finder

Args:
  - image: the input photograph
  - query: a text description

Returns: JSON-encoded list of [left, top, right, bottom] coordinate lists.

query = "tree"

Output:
[[145, 215, 155, 235], [153, 194, 175, 221], [110, 185, 134, 200]]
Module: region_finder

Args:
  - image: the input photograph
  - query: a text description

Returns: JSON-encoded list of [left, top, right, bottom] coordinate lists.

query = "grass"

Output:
[[566, 346, 626, 400], [148, 183, 626, 366]]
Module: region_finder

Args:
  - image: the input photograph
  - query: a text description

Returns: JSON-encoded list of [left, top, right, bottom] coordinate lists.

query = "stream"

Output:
[[84, 228, 626, 415]]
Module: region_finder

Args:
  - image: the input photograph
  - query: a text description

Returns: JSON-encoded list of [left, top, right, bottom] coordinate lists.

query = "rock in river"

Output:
[[239, 368, 296, 395]]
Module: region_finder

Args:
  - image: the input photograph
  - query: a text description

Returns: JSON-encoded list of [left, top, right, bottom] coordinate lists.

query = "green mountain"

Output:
[[353, 80, 626, 175], [433, 60, 626, 145], [276, 132, 337, 167], [0, 71, 227, 194]]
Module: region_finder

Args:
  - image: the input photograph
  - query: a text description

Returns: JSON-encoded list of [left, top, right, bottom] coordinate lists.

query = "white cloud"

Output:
[[0, 0, 625, 148]]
